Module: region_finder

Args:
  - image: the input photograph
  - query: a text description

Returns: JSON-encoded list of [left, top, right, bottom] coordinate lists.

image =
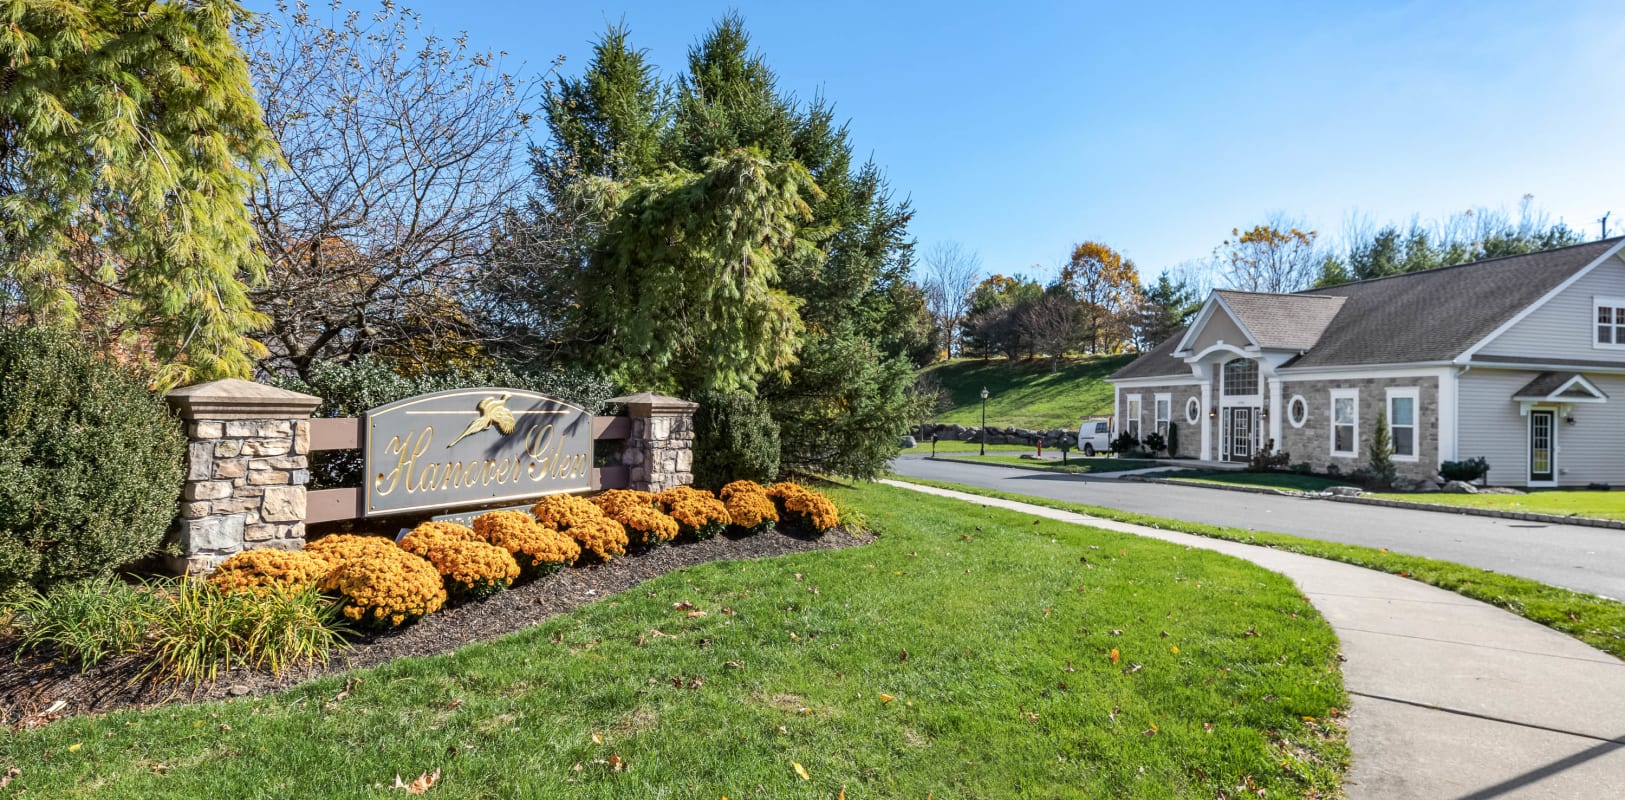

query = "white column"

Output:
[[1199, 382, 1213, 461], [1268, 378, 1284, 450]]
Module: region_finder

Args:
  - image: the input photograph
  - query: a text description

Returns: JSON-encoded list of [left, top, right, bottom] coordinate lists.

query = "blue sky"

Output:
[[258, 1, 1625, 282]]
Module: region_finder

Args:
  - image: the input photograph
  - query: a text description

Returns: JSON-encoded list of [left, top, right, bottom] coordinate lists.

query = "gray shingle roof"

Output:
[[1284, 238, 1621, 368], [1111, 237, 1623, 381], [1109, 328, 1193, 380], [1212, 291, 1346, 351]]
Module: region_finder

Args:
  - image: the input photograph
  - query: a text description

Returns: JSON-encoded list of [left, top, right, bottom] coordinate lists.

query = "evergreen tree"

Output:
[[0, 0, 277, 387]]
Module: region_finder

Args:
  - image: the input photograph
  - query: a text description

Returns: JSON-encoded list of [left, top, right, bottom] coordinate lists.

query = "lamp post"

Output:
[[980, 386, 990, 456]]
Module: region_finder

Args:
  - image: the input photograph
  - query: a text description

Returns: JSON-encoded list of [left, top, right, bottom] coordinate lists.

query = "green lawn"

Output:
[[1160, 471, 1357, 493], [2, 482, 1347, 798], [1365, 489, 1625, 522], [891, 476, 1625, 663], [923, 354, 1135, 431], [955, 455, 1162, 475], [909, 439, 1039, 455]]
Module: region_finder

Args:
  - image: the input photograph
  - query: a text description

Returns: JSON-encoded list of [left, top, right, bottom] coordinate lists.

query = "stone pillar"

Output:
[[609, 392, 699, 492], [164, 379, 322, 573]]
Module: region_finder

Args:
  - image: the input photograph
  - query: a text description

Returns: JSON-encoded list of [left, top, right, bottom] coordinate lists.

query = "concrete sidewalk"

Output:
[[882, 479, 1625, 799]]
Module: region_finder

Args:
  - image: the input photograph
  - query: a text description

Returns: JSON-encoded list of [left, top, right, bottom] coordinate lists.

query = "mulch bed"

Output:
[[1, 526, 871, 729]]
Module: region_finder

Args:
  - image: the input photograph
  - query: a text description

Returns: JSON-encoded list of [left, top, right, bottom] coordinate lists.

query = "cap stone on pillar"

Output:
[[165, 378, 322, 421], [606, 391, 700, 417]]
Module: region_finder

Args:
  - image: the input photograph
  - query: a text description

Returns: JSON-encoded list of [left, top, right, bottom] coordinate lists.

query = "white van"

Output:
[[1078, 417, 1112, 456]]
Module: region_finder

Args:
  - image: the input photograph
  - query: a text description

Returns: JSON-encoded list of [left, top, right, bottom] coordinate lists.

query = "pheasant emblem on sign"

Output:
[[446, 393, 517, 447]]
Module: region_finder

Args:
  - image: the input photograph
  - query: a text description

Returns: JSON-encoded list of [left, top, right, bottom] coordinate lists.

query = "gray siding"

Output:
[[1478, 254, 1625, 360], [1187, 309, 1251, 353], [1457, 369, 1625, 487]]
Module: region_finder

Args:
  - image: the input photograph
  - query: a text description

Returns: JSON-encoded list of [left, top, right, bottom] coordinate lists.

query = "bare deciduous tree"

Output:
[[1217, 213, 1320, 294], [918, 241, 982, 358], [241, 1, 548, 379], [1020, 293, 1082, 371]]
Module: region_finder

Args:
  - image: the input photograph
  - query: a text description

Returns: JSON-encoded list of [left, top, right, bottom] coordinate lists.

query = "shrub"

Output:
[[318, 548, 446, 628], [398, 521, 481, 559], [143, 579, 344, 685], [1247, 442, 1291, 473], [1367, 411, 1397, 489], [304, 534, 401, 568], [768, 482, 841, 533], [1142, 431, 1167, 454], [277, 358, 616, 490], [1109, 431, 1140, 455], [566, 516, 629, 563], [1165, 422, 1180, 456], [657, 486, 731, 540], [0, 328, 186, 596], [530, 494, 605, 531], [1440, 457, 1490, 483], [614, 505, 680, 549], [6, 578, 160, 670], [720, 480, 778, 535], [692, 390, 780, 490], [1290, 462, 1313, 475], [420, 539, 519, 600], [477, 516, 580, 580], [589, 489, 659, 518], [208, 550, 330, 596]]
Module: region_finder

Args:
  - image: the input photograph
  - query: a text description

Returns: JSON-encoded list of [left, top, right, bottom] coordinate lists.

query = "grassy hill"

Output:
[[921, 354, 1136, 431]]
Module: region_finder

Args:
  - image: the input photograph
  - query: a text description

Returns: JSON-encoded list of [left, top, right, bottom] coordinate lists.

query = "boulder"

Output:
[[1327, 486, 1362, 497], [1478, 486, 1525, 495], [1441, 480, 1479, 494]]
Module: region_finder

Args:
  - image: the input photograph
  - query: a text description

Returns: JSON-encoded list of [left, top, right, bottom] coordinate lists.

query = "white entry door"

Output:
[[1227, 408, 1254, 461]]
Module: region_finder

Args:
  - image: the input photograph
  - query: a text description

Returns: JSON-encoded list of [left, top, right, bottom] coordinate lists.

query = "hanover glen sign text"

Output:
[[363, 388, 593, 517]]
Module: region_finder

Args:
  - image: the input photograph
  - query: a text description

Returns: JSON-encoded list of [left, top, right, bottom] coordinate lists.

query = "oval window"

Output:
[[1288, 395, 1309, 428], [1185, 397, 1201, 424]]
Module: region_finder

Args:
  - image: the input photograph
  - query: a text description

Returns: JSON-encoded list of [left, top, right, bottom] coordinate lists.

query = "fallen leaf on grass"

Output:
[[879, 694, 895, 704], [0, 767, 18, 788], [447, 699, 463, 711], [591, 733, 603, 745], [687, 610, 708, 618], [1061, 660, 1076, 673], [1109, 649, 1120, 664], [724, 660, 745, 669], [673, 602, 695, 611], [899, 648, 909, 663], [392, 769, 439, 793], [68, 743, 81, 753], [792, 761, 811, 780], [1170, 646, 1180, 654]]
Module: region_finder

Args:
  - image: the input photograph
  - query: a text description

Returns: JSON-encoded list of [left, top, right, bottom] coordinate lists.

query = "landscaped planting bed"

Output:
[[1, 482, 846, 724], [0, 482, 1346, 798]]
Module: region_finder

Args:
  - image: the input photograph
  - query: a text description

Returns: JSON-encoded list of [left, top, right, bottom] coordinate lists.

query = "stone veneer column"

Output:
[[164, 379, 323, 573], [609, 392, 698, 492]]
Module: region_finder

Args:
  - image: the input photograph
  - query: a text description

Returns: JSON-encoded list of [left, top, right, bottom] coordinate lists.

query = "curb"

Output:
[[1120, 474, 1625, 531], [924, 455, 1127, 476]]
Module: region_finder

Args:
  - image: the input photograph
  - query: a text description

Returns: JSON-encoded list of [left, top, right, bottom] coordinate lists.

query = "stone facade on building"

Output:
[[1277, 376, 1440, 484], [1115, 383, 1202, 458]]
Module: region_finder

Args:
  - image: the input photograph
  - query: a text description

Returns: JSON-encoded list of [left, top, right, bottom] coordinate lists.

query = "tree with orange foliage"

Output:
[[1218, 218, 1319, 294], [1055, 242, 1141, 353]]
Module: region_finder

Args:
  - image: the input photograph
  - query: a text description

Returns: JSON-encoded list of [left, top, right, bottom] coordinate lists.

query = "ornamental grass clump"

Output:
[[530, 493, 606, 531], [208, 550, 330, 596], [142, 579, 345, 686], [472, 511, 580, 580], [397, 521, 481, 559], [657, 486, 731, 540], [720, 480, 778, 536], [5, 577, 161, 671], [768, 482, 841, 534], [318, 548, 446, 629], [566, 516, 629, 563], [420, 539, 519, 601]]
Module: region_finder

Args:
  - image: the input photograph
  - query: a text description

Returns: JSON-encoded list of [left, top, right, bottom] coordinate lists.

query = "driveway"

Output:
[[892, 454, 1625, 599]]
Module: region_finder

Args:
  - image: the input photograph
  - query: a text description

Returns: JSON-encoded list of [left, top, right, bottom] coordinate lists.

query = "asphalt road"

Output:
[[892, 454, 1625, 599]]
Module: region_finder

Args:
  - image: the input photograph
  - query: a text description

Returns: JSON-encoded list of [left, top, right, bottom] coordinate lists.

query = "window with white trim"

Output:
[[1154, 394, 1171, 437], [1596, 296, 1625, 348], [1125, 394, 1142, 439], [1386, 387, 1420, 462], [1330, 389, 1358, 457], [1222, 358, 1258, 396], [1186, 397, 1201, 424], [1287, 395, 1308, 428]]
